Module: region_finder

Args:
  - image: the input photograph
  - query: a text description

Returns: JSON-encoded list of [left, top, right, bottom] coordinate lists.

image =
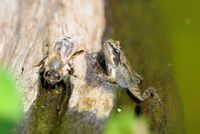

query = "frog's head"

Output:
[[103, 39, 121, 67]]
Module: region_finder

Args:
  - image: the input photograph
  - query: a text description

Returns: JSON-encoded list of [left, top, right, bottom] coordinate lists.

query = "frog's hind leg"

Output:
[[129, 84, 151, 101], [129, 85, 163, 107], [148, 87, 163, 106]]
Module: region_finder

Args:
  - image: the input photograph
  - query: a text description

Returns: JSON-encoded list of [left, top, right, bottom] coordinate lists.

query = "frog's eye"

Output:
[[113, 48, 120, 56], [115, 48, 120, 54]]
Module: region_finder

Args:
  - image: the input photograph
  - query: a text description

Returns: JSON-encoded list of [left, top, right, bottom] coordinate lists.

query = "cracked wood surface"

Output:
[[0, 0, 105, 112], [0, 0, 114, 133]]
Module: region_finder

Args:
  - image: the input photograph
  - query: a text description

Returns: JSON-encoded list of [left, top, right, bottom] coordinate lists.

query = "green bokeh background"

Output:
[[158, 0, 200, 133], [0, 68, 22, 134]]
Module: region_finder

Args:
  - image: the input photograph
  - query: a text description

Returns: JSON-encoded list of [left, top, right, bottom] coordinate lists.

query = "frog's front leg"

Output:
[[94, 73, 116, 84], [132, 72, 144, 85]]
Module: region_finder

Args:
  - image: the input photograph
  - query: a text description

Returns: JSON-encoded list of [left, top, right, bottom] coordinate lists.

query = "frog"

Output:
[[102, 39, 160, 102]]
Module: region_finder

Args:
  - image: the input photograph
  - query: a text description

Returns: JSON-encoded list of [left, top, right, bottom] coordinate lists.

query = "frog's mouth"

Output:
[[112, 56, 120, 66], [110, 45, 120, 66], [104, 41, 121, 66]]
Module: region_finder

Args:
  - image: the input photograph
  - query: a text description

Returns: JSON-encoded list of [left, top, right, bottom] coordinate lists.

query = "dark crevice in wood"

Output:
[[22, 67, 72, 134]]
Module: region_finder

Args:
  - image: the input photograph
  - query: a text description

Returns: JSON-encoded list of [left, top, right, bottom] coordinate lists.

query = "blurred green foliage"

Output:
[[0, 68, 22, 134], [104, 110, 134, 134], [104, 110, 152, 134], [157, 0, 200, 133]]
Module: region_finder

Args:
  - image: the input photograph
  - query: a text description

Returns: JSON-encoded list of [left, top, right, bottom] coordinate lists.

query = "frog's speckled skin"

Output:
[[103, 39, 160, 102]]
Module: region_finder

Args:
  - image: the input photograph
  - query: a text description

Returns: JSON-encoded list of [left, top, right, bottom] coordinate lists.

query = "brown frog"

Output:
[[102, 39, 161, 102]]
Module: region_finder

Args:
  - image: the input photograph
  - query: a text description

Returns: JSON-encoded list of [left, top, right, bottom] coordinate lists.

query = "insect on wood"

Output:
[[36, 36, 84, 85]]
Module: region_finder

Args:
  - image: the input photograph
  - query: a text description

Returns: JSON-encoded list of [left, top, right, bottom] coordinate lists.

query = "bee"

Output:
[[36, 36, 83, 85]]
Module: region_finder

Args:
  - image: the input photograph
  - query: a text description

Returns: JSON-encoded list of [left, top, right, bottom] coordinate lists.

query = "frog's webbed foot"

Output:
[[129, 85, 151, 101], [148, 87, 164, 107], [129, 85, 163, 105]]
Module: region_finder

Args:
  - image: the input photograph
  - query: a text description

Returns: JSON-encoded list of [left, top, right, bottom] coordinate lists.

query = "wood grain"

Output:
[[0, 1, 113, 133], [0, 0, 105, 112]]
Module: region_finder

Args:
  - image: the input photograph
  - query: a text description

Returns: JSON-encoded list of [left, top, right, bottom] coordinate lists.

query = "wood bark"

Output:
[[0, 0, 111, 133], [0, 0, 105, 111]]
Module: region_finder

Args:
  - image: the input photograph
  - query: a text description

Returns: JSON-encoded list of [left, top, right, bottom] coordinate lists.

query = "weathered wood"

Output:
[[0, 0, 114, 133], [0, 0, 105, 110]]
